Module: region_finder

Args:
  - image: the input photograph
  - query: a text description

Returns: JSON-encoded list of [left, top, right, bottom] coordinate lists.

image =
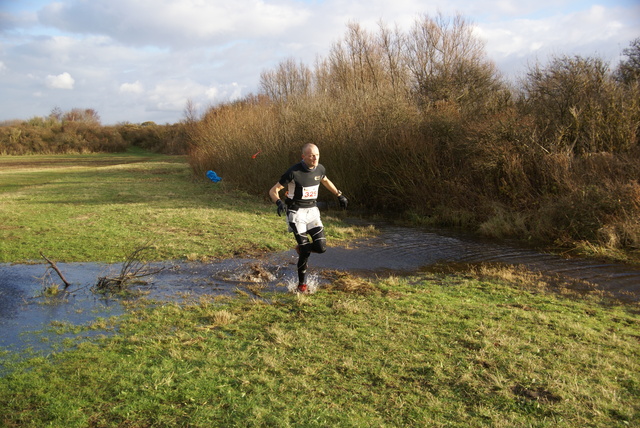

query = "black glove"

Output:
[[338, 194, 348, 209], [276, 199, 286, 217]]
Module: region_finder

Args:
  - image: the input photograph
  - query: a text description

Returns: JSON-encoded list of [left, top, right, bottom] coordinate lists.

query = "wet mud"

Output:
[[2, 223, 639, 353]]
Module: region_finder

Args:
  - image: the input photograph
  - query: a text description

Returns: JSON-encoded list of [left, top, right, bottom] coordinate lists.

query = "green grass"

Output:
[[0, 152, 638, 426], [0, 151, 363, 263], [1, 274, 638, 427]]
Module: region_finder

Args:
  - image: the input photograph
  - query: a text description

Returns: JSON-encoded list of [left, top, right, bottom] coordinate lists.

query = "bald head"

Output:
[[302, 143, 318, 155], [301, 143, 320, 169]]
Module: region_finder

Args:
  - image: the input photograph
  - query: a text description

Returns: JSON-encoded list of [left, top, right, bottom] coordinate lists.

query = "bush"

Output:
[[0, 108, 128, 154], [117, 122, 190, 154], [519, 55, 639, 154], [186, 16, 640, 253], [0, 108, 192, 155]]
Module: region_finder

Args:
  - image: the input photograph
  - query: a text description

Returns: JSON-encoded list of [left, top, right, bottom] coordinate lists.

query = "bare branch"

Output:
[[96, 245, 164, 292], [40, 251, 72, 289]]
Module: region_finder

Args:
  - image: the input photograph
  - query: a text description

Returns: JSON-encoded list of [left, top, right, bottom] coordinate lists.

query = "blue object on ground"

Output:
[[206, 170, 222, 183]]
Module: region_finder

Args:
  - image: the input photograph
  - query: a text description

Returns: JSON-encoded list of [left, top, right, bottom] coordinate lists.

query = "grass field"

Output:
[[0, 149, 362, 263], [0, 152, 638, 427]]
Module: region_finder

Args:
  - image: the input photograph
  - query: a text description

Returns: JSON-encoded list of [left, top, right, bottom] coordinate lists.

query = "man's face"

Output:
[[302, 145, 320, 169]]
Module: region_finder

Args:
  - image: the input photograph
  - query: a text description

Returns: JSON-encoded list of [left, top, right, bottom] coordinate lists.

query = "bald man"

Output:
[[269, 143, 348, 293]]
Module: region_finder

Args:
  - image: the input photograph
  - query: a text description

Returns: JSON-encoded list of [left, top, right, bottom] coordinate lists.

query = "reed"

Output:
[[186, 15, 640, 257]]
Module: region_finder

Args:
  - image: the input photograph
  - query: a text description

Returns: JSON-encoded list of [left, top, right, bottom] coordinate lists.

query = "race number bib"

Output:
[[301, 185, 319, 200]]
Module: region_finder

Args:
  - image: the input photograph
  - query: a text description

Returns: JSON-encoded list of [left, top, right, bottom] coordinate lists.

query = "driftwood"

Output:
[[40, 251, 72, 289]]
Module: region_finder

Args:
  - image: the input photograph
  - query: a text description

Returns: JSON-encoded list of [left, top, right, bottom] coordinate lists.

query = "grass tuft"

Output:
[[325, 271, 380, 295]]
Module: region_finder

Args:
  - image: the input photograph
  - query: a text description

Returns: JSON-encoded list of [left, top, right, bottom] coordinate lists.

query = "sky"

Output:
[[1, 0, 639, 125]]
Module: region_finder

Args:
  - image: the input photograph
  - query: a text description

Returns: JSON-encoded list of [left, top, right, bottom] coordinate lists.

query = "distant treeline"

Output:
[[1, 14, 638, 254], [0, 107, 189, 155]]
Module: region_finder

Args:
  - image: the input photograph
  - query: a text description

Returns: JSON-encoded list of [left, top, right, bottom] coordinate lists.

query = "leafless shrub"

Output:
[[96, 245, 164, 292], [519, 55, 638, 154], [405, 13, 501, 114], [186, 15, 640, 252], [615, 37, 640, 85], [260, 58, 312, 103]]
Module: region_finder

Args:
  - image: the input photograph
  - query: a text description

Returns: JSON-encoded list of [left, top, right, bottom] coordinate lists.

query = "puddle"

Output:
[[2, 222, 639, 355], [0, 263, 124, 354], [0, 259, 287, 354], [298, 224, 640, 298]]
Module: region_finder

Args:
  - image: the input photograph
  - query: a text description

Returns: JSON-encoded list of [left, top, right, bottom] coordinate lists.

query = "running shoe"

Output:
[[297, 283, 308, 293]]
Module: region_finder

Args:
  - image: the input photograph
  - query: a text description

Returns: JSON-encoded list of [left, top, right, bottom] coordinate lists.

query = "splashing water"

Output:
[[285, 274, 321, 294]]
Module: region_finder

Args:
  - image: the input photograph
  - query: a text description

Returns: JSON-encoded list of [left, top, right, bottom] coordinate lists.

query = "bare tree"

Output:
[[405, 13, 499, 111], [62, 108, 101, 125], [616, 37, 640, 85], [324, 22, 387, 96], [377, 20, 409, 97], [260, 58, 312, 103], [49, 106, 63, 123], [521, 55, 637, 153], [183, 99, 199, 123]]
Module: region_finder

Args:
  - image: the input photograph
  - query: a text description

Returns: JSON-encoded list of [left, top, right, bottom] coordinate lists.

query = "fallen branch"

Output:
[[96, 245, 164, 292], [40, 251, 71, 289]]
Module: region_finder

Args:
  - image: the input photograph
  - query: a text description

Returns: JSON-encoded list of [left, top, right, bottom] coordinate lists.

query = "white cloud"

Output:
[[147, 79, 209, 112], [145, 79, 248, 114], [38, 0, 313, 48], [474, 2, 639, 77], [45, 72, 75, 89], [0, 1, 638, 124], [228, 82, 244, 101], [119, 81, 144, 94], [205, 86, 218, 100]]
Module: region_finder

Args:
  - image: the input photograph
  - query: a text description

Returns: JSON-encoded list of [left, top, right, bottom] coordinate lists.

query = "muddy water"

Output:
[[298, 224, 640, 298], [1, 223, 639, 354], [0, 263, 124, 353], [0, 259, 282, 353]]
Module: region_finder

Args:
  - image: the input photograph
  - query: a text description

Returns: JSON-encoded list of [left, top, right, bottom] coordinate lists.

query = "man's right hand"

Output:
[[338, 194, 348, 209], [276, 199, 286, 217]]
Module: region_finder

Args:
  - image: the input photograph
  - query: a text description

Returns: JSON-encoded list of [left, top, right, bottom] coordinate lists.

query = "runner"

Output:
[[269, 143, 348, 293]]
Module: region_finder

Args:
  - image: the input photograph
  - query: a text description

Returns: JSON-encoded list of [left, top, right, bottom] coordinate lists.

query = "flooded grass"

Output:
[[1, 152, 639, 426], [1, 275, 638, 427]]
